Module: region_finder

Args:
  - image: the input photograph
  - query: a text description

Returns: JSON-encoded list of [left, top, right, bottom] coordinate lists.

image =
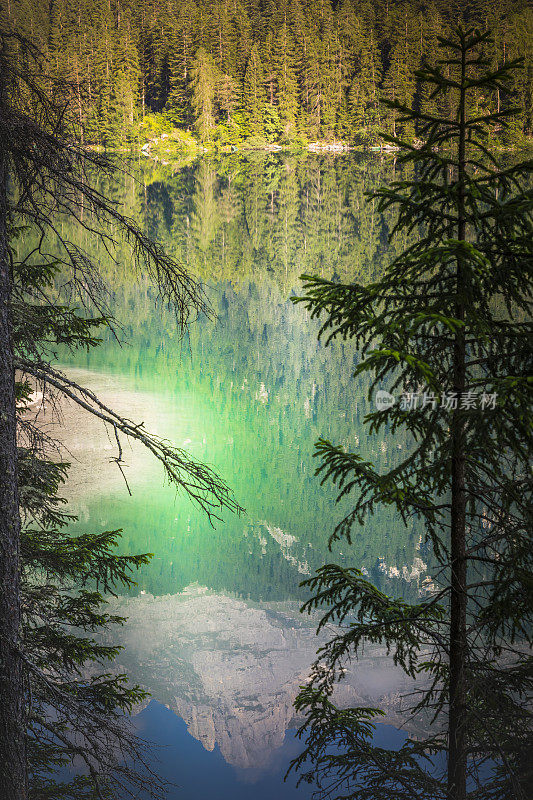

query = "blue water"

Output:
[[135, 701, 408, 800]]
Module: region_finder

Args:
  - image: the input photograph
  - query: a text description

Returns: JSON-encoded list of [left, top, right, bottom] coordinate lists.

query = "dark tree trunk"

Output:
[[0, 61, 27, 800], [447, 35, 468, 800]]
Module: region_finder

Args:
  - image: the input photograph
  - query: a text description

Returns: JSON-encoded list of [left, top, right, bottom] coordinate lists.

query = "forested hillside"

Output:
[[6, 0, 533, 146]]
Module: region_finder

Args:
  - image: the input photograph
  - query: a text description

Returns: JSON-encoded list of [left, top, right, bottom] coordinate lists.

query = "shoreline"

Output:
[[87, 133, 532, 161], [139, 134, 401, 157]]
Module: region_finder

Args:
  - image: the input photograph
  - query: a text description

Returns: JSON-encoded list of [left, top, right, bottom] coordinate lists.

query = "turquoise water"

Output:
[[53, 153, 431, 794]]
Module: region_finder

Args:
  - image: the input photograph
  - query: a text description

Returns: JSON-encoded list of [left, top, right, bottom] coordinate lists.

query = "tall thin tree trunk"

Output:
[[75, 60, 84, 145], [0, 60, 27, 800], [448, 33, 468, 800]]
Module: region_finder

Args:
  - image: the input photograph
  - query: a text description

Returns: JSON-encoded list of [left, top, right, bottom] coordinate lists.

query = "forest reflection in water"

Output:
[[50, 153, 434, 791]]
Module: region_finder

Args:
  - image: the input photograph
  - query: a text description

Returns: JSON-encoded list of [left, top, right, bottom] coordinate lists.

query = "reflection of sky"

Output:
[[135, 701, 408, 799]]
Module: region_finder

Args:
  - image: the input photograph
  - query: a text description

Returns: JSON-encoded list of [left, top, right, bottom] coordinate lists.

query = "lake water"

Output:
[[52, 152, 433, 797]]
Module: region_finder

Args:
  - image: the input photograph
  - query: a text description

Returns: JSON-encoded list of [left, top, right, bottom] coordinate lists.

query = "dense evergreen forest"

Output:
[[6, 0, 533, 147]]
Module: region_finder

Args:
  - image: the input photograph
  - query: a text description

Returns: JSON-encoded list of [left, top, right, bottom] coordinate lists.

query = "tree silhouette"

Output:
[[291, 27, 532, 800]]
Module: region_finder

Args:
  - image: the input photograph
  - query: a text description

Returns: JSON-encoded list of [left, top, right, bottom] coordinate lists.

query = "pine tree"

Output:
[[0, 27, 241, 795], [165, 1, 198, 128], [216, 71, 239, 122], [19, 453, 162, 799], [382, 9, 419, 139], [273, 22, 299, 141], [318, 10, 340, 139], [109, 16, 142, 145], [419, 5, 444, 119], [243, 42, 266, 135], [290, 28, 532, 800], [190, 46, 219, 140], [344, 10, 382, 144]]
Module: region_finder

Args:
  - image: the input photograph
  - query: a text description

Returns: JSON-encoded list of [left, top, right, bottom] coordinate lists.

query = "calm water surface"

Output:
[[53, 153, 432, 797]]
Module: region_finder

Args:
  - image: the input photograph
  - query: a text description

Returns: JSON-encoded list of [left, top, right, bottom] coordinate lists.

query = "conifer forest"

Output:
[[5, 0, 533, 147], [0, 2, 532, 800]]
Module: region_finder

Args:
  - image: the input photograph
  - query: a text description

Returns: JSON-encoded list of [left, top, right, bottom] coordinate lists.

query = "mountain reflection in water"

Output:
[[103, 586, 420, 772], [135, 702, 408, 799]]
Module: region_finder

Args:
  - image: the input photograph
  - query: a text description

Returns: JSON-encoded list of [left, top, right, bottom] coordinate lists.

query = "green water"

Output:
[[55, 152, 427, 605], [42, 153, 434, 784]]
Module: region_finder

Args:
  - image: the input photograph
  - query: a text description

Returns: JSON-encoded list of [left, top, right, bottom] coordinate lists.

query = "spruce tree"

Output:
[[109, 19, 142, 145], [334, 0, 364, 139], [273, 22, 299, 141], [287, 0, 310, 132], [263, 30, 277, 108], [346, 19, 382, 144], [319, 13, 341, 139], [418, 4, 443, 119], [217, 72, 240, 122], [190, 46, 219, 140], [0, 24, 241, 795], [243, 42, 266, 135], [291, 27, 532, 800], [19, 454, 162, 799], [166, 1, 198, 128], [11, 232, 166, 799], [382, 7, 420, 140]]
